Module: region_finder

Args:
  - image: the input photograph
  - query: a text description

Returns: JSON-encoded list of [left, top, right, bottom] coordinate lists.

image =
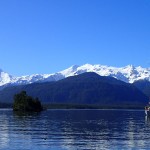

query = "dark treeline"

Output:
[[0, 103, 12, 108]]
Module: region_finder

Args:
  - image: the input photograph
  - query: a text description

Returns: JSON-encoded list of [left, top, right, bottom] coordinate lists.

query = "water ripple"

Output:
[[0, 109, 150, 150]]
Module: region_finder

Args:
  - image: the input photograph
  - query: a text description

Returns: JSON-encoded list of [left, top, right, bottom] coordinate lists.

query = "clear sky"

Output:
[[0, 0, 150, 76]]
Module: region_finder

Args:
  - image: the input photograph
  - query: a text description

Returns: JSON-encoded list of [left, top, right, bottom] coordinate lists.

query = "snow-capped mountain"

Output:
[[0, 69, 13, 86], [1, 64, 150, 87], [60, 64, 150, 83]]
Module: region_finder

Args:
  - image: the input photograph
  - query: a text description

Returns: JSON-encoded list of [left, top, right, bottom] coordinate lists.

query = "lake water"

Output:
[[0, 109, 150, 150]]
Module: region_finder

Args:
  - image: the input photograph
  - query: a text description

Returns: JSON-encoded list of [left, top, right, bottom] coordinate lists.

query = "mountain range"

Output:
[[0, 72, 148, 107], [0, 64, 150, 108], [1, 64, 150, 87]]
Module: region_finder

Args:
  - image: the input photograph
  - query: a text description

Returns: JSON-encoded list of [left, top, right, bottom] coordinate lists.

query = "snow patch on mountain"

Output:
[[0, 64, 150, 87], [60, 64, 150, 83], [0, 70, 13, 86], [60, 65, 79, 77]]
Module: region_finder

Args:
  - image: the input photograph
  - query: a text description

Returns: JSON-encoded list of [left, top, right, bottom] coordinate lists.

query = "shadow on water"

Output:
[[13, 111, 41, 118]]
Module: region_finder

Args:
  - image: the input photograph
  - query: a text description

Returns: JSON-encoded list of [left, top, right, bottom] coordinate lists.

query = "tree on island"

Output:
[[13, 91, 43, 112]]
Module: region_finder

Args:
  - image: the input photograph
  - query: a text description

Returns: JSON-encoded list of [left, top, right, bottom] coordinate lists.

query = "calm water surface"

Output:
[[0, 109, 150, 150]]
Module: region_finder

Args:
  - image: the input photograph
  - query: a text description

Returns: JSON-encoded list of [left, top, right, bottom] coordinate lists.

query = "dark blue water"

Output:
[[0, 109, 150, 150]]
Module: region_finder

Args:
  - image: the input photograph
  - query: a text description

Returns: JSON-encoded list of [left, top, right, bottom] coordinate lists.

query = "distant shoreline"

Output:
[[0, 103, 145, 110], [43, 103, 145, 110]]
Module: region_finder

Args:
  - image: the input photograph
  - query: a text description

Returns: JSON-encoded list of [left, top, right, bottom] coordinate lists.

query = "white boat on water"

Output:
[[145, 105, 150, 116]]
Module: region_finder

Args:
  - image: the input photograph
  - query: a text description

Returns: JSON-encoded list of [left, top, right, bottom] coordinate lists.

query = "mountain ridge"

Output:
[[1, 64, 150, 87], [0, 72, 148, 107]]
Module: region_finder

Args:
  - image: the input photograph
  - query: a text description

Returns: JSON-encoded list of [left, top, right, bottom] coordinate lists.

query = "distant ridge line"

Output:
[[0, 64, 150, 87]]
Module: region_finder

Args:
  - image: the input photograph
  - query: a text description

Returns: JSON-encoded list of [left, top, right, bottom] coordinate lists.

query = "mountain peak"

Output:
[[60, 65, 79, 77], [0, 70, 13, 86]]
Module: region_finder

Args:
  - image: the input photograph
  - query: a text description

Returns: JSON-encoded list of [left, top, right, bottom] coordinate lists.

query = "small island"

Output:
[[13, 91, 43, 112]]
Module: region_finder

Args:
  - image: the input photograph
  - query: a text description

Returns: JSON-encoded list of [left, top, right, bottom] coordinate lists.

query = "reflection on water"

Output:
[[0, 110, 9, 149], [0, 109, 150, 150], [145, 116, 150, 123]]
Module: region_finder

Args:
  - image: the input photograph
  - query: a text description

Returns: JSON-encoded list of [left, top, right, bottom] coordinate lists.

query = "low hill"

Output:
[[0, 72, 148, 107]]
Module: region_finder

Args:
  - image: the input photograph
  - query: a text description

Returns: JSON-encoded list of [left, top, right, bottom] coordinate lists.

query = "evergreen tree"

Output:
[[13, 91, 43, 112]]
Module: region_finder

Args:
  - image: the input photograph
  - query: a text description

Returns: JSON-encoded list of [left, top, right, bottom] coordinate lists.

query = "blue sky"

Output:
[[0, 0, 150, 76]]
